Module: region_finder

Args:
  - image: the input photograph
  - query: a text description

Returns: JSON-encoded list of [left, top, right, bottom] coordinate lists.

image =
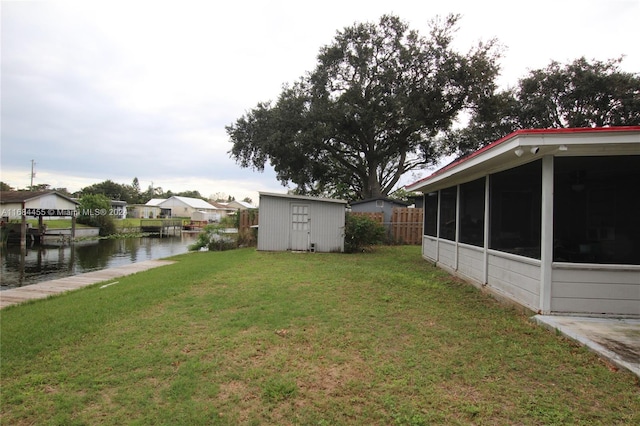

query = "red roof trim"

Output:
[[407, 126, 640, 189]]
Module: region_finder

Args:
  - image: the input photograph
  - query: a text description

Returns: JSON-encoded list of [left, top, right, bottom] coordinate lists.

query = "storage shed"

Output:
[[406, 127, 640, 317], [257, 192, 347, 252], [349, 197, 409, 226]]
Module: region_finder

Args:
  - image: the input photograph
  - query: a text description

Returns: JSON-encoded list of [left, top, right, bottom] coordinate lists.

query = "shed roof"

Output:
[[259, 192, 347, 205], [406, 126, 640, 193], [349, 197, 409, 207]]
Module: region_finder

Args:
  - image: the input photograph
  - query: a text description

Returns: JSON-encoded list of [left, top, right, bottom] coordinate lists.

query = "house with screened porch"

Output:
[[406, 127, 640, 317]]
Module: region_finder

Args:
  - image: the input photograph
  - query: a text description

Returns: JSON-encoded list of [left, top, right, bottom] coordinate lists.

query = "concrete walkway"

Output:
[[534, 315, 640, 377], [0, 260, 175, 309]]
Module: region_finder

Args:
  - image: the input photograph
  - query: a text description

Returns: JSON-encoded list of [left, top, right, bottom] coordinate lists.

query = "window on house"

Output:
[[489, 160, 542, 259], [439, 186, 457, 241], [459, 178, 485, 247], [423, 192, 438, 237], [376, 200, 384, 208], [554, 155, 640, 265]]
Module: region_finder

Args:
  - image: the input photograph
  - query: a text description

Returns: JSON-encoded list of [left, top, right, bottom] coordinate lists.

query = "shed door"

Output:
[[290, 204, 310, 251]]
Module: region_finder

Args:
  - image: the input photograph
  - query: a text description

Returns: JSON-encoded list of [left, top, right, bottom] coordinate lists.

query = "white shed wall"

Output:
[[257, 195, 289, 251], [308, 201, 345, 252], [257, 194, 345, 252]]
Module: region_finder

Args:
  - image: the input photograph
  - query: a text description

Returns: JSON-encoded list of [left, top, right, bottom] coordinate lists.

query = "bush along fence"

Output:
[[240, 208, 424, 245], [351, 208, 424, 245]]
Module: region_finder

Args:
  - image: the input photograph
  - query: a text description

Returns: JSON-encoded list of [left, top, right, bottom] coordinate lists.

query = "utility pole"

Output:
[[30, 159, 36, 190]]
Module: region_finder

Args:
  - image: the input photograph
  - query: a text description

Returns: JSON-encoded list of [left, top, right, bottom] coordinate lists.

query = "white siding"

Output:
[[437, 240, 456, 270], [422, 236, 437, 261], [487, 252, 541, 311], [551, 266, 640, 316], [257, 195, 290, 251], [2, 195, 78, 219], [308, 201, 345, 252], [457, 244, 484, 283]]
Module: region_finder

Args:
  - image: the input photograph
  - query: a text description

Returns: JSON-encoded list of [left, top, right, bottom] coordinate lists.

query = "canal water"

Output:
[[0, 233, 200, 289]]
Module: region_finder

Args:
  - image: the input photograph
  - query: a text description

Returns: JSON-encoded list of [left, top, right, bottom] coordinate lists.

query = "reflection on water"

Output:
[[0, 233, 200, 289]]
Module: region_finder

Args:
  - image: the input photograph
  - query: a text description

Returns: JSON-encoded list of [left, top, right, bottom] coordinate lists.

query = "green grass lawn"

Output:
[[1, 246, 638, 425]]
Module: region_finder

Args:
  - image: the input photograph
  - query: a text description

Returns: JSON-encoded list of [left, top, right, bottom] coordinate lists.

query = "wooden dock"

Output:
[[140, 219, 184, 236], [0, 260, 175, 309]]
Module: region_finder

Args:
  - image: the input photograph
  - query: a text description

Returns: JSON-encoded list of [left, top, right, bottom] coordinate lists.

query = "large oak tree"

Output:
[[442, 56, 640, 156], [227, 15, 500, 200]]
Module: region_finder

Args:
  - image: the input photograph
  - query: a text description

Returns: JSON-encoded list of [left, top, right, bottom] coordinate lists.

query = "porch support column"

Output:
[[454, 184, 460, 270], [20, 202, 27, 249], [483, 175, 490, 285], [435, 190, 441, 263], [539, 155, 554, 314]]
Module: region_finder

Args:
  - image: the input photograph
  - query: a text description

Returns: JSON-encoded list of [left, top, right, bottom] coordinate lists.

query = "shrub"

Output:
[[344, 213, 385, 253], [76, 194, 117, 236], [189, 221, 237, 251]]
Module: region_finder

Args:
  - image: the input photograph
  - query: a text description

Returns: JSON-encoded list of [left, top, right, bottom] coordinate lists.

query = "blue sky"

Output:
[[2, 0, 638, 202]]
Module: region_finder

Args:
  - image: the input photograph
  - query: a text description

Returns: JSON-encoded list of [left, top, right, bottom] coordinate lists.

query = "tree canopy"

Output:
[[227, 14, 501, 200], [76, 179, 208, 204], [442, 56, 640, 156]]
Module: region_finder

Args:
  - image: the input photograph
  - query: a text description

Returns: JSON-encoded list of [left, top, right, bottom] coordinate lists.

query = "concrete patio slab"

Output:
[[534, 315, 640, 377]]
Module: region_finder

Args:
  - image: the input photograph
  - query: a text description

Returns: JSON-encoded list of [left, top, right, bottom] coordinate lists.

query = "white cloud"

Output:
[[2, 0, 638, 199]]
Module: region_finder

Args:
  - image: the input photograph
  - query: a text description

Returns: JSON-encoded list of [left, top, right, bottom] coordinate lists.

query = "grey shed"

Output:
[[257, 192, 347, 253]]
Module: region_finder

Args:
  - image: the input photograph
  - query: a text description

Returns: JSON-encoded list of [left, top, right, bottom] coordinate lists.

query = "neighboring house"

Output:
[[406, 127, 640, 317], [224, 200, 255, 210], [146, 198, 166, 207], [1, 191, 80, 245], [349, 197, 409, 225], [1, 191, 79, 220], [128, 204, 162, 219], [110, 200, 127, 219], [149, 196, 220, 221], [209, 201, 239, 220], [257, 192, 347, 253], [407, 195, 424, 209]]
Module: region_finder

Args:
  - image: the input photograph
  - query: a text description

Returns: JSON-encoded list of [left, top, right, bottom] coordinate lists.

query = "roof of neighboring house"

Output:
[[166, 196, 218, 210], [210, 201, 238, 211], [349, 197, 409, 207], [224, 200, 255, 209], [146, 198, 167, 206], [0, 190, 79, 205], [259, 192, 348, 205], [406, 126, 640, 193]]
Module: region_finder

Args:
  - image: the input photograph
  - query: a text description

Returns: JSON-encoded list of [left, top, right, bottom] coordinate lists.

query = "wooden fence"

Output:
[[350, 208, 423, 245], [349, 211, 384, 223], [391, 208, 423, 245], [237, 209, 260, 246], [239, 207, 423, 245], [238, 209, 259, 231]]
